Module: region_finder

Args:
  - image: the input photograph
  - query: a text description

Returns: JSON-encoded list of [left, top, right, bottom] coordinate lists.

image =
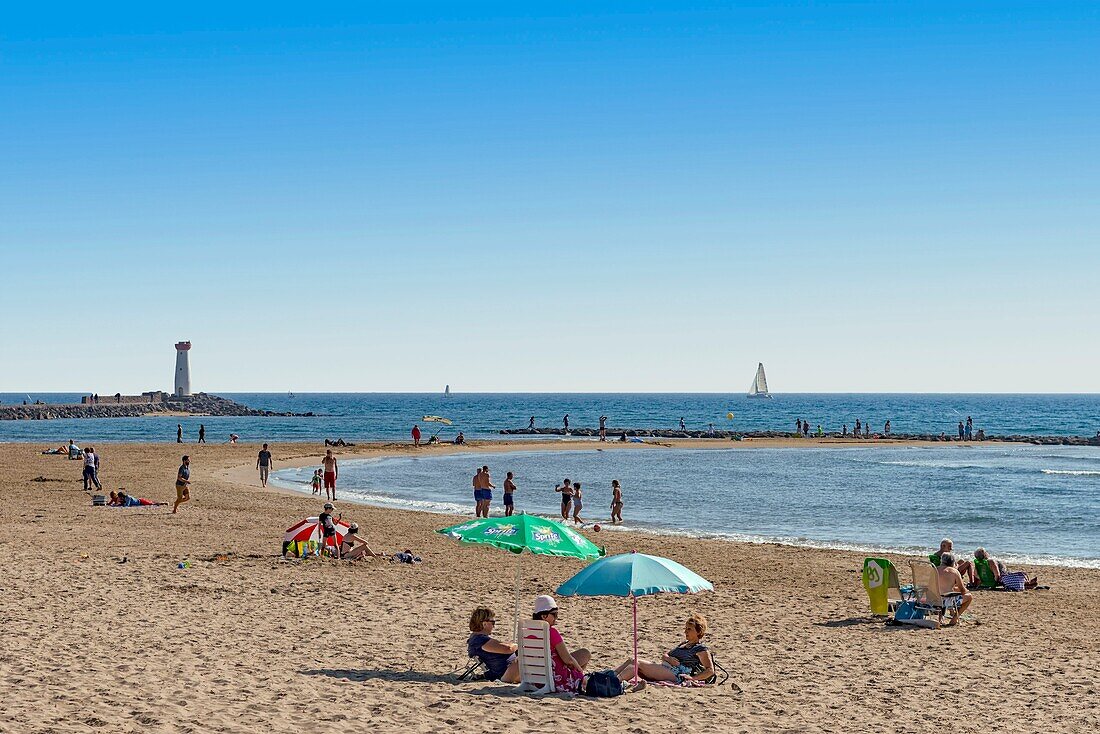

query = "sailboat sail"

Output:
[[444, 384, 451, 397], [748, 363, 771, 398]]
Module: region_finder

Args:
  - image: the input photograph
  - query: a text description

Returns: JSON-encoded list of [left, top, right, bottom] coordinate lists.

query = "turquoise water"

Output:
[[272, 444, 1100, 568], [2, 392, 1099, 442]]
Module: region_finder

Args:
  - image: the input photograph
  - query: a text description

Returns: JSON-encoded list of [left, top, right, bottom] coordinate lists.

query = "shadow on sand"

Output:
[[299, 668, 524, 696]]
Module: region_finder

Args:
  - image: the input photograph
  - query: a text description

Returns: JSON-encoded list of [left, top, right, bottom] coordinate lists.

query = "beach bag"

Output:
[[582, 670, 624, 698], [1000, 572, 1027, 592], [894, 600, 924, 622]]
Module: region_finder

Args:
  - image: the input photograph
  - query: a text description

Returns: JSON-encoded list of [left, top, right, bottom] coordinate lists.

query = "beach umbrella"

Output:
[[556, 551, 713, 681], [284, 516, 351, 554], [437, 513, 604, 637], [422, 415, 454, 439]]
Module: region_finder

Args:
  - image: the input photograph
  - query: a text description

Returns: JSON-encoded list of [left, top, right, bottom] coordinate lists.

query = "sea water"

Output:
[[272, 444, 1100, 568], [2, 392, 1099, 442]]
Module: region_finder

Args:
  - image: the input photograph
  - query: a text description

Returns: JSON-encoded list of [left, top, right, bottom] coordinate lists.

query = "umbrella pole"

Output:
[[514, 553, 522, 643], [632, 593, 639, 683]]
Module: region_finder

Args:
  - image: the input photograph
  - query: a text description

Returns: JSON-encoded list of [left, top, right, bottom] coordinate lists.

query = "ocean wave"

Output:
[[1041, 469, 1100, 476]]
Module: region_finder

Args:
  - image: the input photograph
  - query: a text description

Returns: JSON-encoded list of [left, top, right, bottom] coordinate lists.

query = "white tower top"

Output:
[[174, 341, 192, 397]]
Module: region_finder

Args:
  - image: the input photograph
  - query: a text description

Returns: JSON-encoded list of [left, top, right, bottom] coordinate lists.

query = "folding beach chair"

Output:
[[863, 557, 910, 616], [909, 561, 963, 627], [455, 655, 486, 682], [974, 558, 1003, 589], [516, 619, 555, 694]]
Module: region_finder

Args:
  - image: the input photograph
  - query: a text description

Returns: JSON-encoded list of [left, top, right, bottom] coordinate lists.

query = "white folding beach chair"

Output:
[[909, 561, 963, 627], [516, 619, 555, 694]]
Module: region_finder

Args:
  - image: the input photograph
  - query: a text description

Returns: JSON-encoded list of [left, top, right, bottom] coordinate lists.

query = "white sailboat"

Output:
[[747, 363, 772, 399]]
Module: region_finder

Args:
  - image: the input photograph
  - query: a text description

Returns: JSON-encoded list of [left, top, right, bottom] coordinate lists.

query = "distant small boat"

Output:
[[747, 363, 773, 399], [288, 391, 295, 399], [444, 385, 451, 398]]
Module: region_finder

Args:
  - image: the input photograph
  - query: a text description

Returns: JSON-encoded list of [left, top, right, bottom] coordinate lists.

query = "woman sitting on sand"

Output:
[[467, 607, 520, 683], [615, 613, 714, 684], [339, 523, 388, 560], [530, 595, 589, 693], [974, 547, 1039, 590]]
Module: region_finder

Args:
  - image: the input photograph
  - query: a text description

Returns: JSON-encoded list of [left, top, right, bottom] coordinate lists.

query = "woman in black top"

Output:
[[615, 613, 714, 683], [466, 607, 520, 683]]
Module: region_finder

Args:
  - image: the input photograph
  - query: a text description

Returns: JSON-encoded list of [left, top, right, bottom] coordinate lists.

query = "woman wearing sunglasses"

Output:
[[531, 595, 590, 693], [467, 608, 521, 683]]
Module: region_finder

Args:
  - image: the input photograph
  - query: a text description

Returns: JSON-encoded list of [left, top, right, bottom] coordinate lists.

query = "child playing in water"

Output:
[[311, 469, 322, 495]]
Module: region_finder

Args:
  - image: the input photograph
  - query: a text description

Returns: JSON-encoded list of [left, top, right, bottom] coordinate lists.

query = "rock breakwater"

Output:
[[0, 393, 312, 421]]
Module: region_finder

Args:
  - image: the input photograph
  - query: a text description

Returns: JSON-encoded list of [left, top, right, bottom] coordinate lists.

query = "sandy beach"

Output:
[[2, 439, 1097, 734]]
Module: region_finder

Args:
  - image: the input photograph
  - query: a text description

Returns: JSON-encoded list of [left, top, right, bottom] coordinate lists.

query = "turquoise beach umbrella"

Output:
[[556, 552, 713, 681], [438, 514, 604, 638]]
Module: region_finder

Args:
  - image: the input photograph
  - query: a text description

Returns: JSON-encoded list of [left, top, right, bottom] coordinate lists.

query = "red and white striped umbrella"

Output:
[[284, 516, 352, 548]]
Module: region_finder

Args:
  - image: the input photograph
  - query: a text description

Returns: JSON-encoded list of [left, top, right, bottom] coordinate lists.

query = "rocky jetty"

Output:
[[499, 427, 1100, 446], [0, 393, 312, 421]]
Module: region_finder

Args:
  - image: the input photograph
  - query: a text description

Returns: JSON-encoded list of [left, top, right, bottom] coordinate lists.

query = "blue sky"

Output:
[[2, 2, 1098, 392]]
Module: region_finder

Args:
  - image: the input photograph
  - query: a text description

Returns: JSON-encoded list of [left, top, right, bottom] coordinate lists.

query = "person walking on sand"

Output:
[[555, 478, 574, 521], [503, 471, 517, 516], [198, 424, 205, 443], [82, 447, 102, 491], [411, 424, 421, 447], [172, 455, 191, 514], [571, 482, 585, 525], [257, 443, 273, 487], [177, 423, 183, 443], [322, 449, 338, 501], [610, 479, 623, 524]]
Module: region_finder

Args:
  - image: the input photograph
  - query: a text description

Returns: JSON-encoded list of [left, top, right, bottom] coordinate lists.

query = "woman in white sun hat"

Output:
[[530, 595, 590, 692]]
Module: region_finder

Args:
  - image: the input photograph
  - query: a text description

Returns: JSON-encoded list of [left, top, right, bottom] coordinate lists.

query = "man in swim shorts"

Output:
[[503, 471, 517, 516], [172, 455, 191, 514], [476, 465, 495, 517], [322, 449, 338, 501]]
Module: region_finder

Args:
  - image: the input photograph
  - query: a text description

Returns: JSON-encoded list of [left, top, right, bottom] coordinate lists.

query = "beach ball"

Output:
[[593, 524, 601, 532], [726, 412, 734, 420]]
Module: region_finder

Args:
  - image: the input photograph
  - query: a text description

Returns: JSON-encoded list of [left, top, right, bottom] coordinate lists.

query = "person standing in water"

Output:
[[571, 482, 584, 525], [172, 455, 191, 514], [555, 478, 574, 520], [176, 424, 183, 443], [322, 449, 339, 501], [503, 471, 517, 516], [610, 480, 623, 524]]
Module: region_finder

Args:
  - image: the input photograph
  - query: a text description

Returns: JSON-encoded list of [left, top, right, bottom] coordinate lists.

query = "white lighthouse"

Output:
[[174, 341, 192, 397]]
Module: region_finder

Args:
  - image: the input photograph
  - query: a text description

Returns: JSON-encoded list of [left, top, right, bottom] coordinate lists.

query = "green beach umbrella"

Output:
[[437, 513, 604, 638]]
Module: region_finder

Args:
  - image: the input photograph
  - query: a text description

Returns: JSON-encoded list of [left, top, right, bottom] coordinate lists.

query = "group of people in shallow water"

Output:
[[471, 466, 625, 525], [467, 596, 714, 692]]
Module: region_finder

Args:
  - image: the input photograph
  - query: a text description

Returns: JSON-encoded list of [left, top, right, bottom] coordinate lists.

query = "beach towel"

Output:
[[649, 678, 712, 688]]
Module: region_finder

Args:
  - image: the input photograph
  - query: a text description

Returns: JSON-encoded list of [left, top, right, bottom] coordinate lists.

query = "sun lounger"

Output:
[[516, 619, 555, 694]]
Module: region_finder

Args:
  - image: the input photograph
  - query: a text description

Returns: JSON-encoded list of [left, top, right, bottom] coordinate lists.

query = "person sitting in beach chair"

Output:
[[911, 555, 972, 626], [465, 607, 520, 683], [613, 613, 715, 684], [929, 538, 976, 586], [529, 595, 589, 693], [339, 523, 387, 560], [974, 547, 1039, 590]]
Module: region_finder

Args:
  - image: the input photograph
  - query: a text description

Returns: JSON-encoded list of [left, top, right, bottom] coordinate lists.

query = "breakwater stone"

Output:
[[0, 393, 312, 421], [498, 427, 1100, 446]]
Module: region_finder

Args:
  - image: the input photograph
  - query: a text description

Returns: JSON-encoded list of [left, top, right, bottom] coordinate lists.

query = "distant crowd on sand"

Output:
[[471, 465, 625, 526]]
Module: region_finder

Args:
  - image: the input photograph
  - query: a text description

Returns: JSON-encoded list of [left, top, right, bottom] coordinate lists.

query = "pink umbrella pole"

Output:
[[632, 593, 639, 683]]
